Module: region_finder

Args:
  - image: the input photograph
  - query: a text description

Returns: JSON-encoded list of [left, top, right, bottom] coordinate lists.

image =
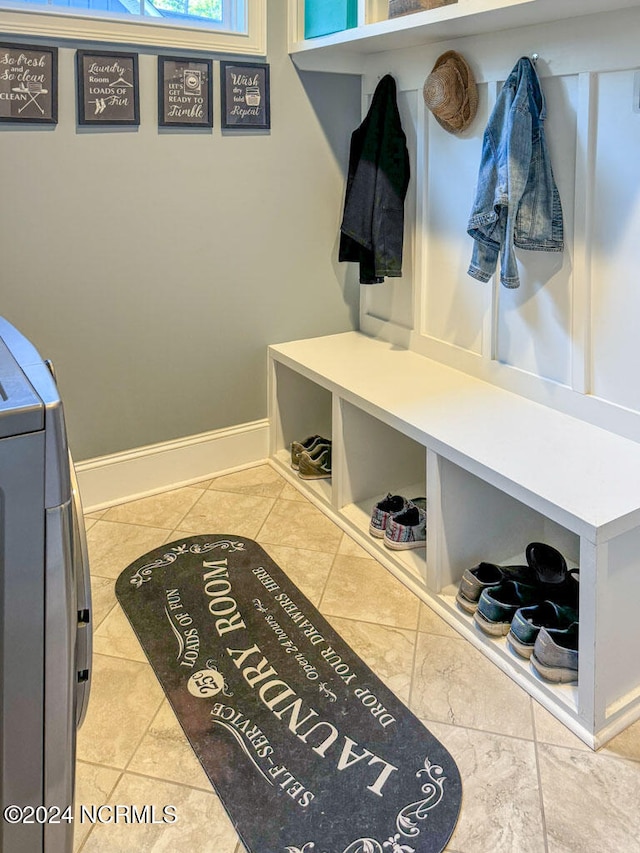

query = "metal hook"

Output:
[[532, 53, 539, 65]]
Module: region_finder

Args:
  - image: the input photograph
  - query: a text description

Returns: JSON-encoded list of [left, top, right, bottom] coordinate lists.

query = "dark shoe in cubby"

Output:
[[526, 542, 580, 609], [531, 621, 579, 683], [507, 600, 578, 659], [456, 561, 531, 614], [474, 580, 542, 637], [290, 435, 330, 470], [298, 445, 332, 480]]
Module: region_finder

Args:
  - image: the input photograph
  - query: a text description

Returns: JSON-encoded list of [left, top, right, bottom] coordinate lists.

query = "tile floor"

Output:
[[76, 463, 640, 853]]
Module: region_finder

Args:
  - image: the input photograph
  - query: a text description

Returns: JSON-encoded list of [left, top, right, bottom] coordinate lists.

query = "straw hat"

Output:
[[423, 51, 478, 135]]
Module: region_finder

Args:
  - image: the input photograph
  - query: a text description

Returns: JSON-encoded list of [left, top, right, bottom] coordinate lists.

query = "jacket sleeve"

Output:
[[371, 112, 410, 280], [340, 75, 409, 284], [498, 98, 533, 287], [339, 122, 385, 284], [467, 58, 534, 289], [467, 127, 502, 283]]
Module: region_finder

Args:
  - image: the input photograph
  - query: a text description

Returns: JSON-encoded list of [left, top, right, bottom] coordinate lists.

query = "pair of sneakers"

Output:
[[369, 493, 427, 551], [290, 435, 332, 480], [507, 601, 579, 683]]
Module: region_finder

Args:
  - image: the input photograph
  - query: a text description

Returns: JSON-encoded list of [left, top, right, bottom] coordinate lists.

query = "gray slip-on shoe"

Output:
[[507, 600, 578, 659], [456, 562, 504, 614], [530, 622, 579, 683], [457, 562, 532, 614]]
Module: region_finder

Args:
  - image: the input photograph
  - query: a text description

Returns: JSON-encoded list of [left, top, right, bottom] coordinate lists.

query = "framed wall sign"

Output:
[[220, 61, 270, 130], [158, 56, 213, 128], [76, 50, 139, 126], [0, 43, 57, 124]]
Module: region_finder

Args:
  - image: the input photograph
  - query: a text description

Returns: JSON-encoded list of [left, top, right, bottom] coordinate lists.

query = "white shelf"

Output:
[[289, 0, 640, 71], [268, 331, 640, 747]]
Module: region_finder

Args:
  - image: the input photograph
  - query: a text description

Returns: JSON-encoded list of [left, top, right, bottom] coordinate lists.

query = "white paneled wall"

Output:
[[422, 82, 486, 356], [495, 73, 577, 387], [358, 7, 640, 443], [591, 69, 640, 413]]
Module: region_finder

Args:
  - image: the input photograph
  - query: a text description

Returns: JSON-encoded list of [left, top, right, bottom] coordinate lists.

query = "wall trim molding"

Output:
[[75, 418, 270, 512]]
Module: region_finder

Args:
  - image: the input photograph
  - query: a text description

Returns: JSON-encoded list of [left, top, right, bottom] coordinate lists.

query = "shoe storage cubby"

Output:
[[268, 332, 640, 748], [270, 360, 334, 503], [337, 399, 427, 581], [428, 454, 582, 712], [429, 456, 580, 596]]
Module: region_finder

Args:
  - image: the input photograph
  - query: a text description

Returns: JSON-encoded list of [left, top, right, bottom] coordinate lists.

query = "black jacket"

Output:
[[339, 75, 410, 284]]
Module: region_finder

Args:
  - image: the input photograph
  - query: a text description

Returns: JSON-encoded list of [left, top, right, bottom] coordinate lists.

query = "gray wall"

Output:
[[0, 4, 361, 460]]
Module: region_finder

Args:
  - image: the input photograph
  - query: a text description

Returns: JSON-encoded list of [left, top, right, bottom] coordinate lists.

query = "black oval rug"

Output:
[[115, 534, 462, 853]]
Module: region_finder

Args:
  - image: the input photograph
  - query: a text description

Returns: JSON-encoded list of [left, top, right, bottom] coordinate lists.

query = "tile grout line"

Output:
[[91, 598, 119, 634], [406, 617, 421, 716], [321, 609, 426, 636], [531, 698, 551, 853], [162, 482, 211, 531], [250, 477, 286, 543], [89, 516, 176, 534], [415, 713, 545, 750], [316, 537, 358, 614], [75, 764, 125, 853], [119, 692, 167, 780], [113, 763, 215, 796], [76, 752, 215, 795]]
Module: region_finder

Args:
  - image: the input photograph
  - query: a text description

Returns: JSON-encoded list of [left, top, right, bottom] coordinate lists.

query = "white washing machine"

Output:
[[0, 317, 92, 853]]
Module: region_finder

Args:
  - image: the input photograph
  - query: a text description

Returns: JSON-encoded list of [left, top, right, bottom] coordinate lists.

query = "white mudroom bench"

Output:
[[268, 330, 640, 748]]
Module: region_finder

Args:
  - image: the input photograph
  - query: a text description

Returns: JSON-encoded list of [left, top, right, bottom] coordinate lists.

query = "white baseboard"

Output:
[[75, 419, 270, 512]]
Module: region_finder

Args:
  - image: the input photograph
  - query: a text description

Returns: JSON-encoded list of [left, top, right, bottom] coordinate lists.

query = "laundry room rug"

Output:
[[116, 534, 462, 853]]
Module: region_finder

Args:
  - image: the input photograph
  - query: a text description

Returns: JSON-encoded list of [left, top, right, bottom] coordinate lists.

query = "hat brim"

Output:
[[424, 50, 478, 135]]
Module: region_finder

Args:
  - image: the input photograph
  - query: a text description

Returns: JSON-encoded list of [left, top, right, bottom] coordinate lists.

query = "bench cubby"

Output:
[[268, 331, 640, 747], [337, 399, 427, 580], [270, 360, 334, 503]]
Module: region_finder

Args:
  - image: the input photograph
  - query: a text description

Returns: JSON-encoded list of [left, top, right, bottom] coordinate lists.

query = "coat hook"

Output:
[[531, 53, 539, 65]]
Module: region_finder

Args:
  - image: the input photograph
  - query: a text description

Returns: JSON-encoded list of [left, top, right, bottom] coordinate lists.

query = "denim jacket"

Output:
[[467, 57, 563, 289]]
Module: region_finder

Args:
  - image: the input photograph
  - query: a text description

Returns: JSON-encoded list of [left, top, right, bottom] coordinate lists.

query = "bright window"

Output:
[[0, 0, 265, 54], [10, 0, 235, 29]]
